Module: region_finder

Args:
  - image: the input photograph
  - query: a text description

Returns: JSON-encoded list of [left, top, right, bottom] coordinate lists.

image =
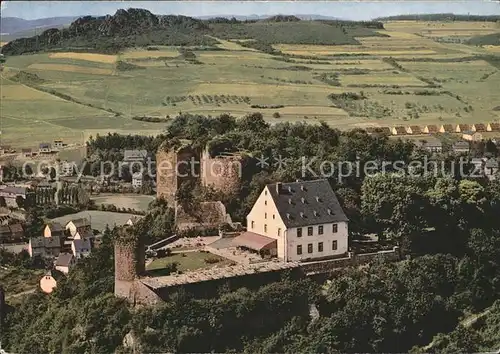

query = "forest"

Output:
[[2, 113, 500, 353]]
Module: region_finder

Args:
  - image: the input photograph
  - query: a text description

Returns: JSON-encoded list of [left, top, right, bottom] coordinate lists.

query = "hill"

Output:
[[467, 32, 500, 46], [375, 13, 500, 22], [0, 16, 78, 34], [1, 8, 385, 55]]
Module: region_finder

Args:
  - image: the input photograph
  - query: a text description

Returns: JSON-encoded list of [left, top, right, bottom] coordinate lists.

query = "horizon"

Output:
[[1, 1, 500, 21]]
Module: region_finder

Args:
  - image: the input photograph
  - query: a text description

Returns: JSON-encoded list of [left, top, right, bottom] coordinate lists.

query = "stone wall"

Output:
[[300, 247, 401, 275], [114, 238, 145, 300], [156, 145, 198, 206], [200, 148, 243, 196]]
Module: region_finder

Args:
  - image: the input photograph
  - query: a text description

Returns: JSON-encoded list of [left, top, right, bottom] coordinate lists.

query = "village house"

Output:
[[71, 238, 92, 259], [39, 143, 52, 154], [65, 218, 91, 238], [73, 229, 93, 240], [487, 123, 500, 132], [21, 148, 33, 158], [126, 216, 141, 226], [53, 139, 64, 149], [439, 124, 454, 133], [484, 158, 499, 180], [455, 124, 470, 133], [59, 161, 74, 176], [414, 139, 443, 153], [132, 173, 143, 188], [123, 149, 149, 163], [8, 224, 24, 240], [54, 253, 75, 274], [244, 179, 349, 262], [39, 271, 63, 294], [452, 141, 470, 154], [406, 125, 422, 135], [391, 126, 406, 136], [43, 222, 65, 238], [462, 131, 483, 142], [423, 125, 438, 134], [28, 236, 61, 257], [0, 225, 11, 243], [471, 123, 487, 132]]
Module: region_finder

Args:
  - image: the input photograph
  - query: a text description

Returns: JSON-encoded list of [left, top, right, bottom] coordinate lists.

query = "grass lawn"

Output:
[[146, 251, 232, 275], [0, 267, 44, 294]]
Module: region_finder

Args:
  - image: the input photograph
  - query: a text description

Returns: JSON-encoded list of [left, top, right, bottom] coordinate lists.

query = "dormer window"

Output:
[[286, 213, 291, 219], [288, 198, 292, 204], [316, 196, 320, 202], [327, 208, 332, 215], [300, 212, 304, 218], [313, 210, 317, 216], [301, 185, 305, 191], [301, 197, 305, 204], [288, 186, 292, 192]]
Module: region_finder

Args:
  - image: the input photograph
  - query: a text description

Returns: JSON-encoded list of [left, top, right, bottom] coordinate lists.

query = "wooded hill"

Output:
[[1, 8, 385, 55]]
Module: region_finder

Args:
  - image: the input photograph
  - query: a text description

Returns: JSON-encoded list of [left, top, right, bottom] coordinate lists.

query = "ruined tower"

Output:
[[114, 226, 145, 300], [156, 140, 199, 207], [200, 146, 244, 197]]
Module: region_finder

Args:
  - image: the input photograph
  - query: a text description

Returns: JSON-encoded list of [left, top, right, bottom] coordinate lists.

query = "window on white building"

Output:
[[318, 242, 323, 252], [332, 224, 338, 233], [297, 228, 302, 237], [251, 221, 254, 229], [332, 240, 338, 250], [307, 226, 313, 236], [277, 228, 281, 236], [297, 245, 302, 255], [264, 224, 267, 233], [307, 243, 313, 253], [318, 225, 323, 235]]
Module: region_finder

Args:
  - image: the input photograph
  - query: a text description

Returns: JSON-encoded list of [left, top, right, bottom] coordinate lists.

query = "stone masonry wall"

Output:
[[200, 148, 243, 196]]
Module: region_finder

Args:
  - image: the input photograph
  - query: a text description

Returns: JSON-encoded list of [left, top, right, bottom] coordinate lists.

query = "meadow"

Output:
[[1, 20, 500, 147]]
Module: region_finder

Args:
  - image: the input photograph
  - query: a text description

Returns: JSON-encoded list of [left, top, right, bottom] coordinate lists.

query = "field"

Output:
[[91, 194, 155, 212], [1, 20, 500, 147], [50, 210, 139, 231]]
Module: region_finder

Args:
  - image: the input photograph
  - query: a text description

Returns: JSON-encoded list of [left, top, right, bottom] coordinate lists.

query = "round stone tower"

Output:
[[114, 226, 145, 300]]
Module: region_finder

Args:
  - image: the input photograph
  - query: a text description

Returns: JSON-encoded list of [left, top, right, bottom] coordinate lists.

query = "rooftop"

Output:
[[266, 179, 348, 228], [55, 253, 74, 267]]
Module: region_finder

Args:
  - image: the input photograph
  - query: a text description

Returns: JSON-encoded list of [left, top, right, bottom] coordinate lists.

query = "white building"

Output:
[[244, 179, 349, 262], [132, 173, 143, 188]]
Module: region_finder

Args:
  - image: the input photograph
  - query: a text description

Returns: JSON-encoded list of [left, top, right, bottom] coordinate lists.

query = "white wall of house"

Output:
[[55, 265, 70, 274], [246, 186, 286, 258], [66, 222, 77, 237], [285, 221, 348, 262]]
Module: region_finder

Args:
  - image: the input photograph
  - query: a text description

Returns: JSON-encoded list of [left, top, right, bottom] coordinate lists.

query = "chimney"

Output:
[[276, 182, 282, 194]]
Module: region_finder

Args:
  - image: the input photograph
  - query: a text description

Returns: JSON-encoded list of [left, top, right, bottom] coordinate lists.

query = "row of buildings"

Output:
[[372, 122, 500, 137], [0, 139, 66, 157]]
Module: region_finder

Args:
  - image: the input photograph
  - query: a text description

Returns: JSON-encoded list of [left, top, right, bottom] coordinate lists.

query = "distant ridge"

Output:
[[0, 16, 78, 35], [374, 13, 500, 21]]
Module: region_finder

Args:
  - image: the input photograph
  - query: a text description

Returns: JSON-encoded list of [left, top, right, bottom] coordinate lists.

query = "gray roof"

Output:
[[0, 186, 27, 195], [485, 158, 499, 168], [123, 149, 148, 162], [73, 238, 91, 252], [68, 218, 91, 228], [266, 179, 348, 228], [55, 253, 74, 267], [453, 141, 470, 148], [39, 143, 51, 148], [46, 222, 64, 232], [30, 236, 61, 249]]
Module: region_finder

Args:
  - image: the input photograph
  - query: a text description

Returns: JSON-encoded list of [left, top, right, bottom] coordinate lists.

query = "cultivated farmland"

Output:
[[1, 18, 500, 147]]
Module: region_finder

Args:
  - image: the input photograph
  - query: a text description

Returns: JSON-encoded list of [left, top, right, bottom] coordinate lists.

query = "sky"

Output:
[[1, 1, 499, 21]]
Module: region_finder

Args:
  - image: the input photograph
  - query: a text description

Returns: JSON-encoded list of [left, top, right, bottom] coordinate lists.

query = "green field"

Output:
[[91, 194, 155, 212], [1, 20, 500, 147]]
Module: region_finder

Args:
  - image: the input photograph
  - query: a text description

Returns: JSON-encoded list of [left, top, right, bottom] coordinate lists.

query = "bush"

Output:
[[272, 112, 281, 118], [204, 257, 222, 264]]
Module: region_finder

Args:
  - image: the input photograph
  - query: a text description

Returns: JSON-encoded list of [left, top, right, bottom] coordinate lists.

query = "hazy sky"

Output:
[[1, 1, 499, 21]]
